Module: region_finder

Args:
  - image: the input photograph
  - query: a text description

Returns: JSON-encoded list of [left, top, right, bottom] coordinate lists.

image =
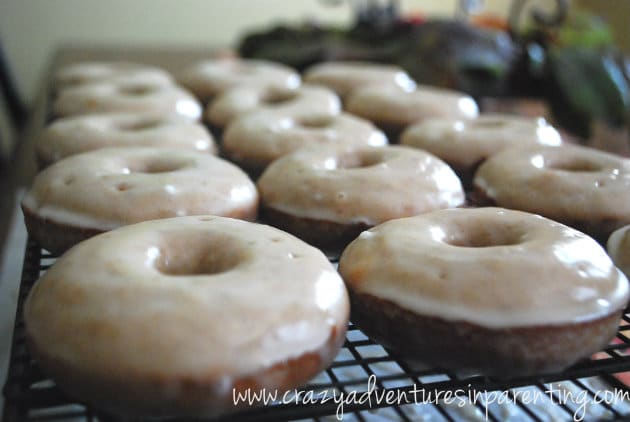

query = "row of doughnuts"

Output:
[[24, 59, 357, 418], [52, 62, 202, 121], [32, 57, 630, 312], [21, 57, 630, 419], [30, 58, 485, 254], [28, 62, 253, 254], [181, 58, 630, 248], [24, 212, 629, 417], [172, 58, 512, 252]]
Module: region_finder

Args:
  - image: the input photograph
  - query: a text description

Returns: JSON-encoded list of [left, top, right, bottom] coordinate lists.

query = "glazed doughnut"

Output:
[[53, 61, 174, 93], [608, 225, 630, 279], [52, 80, 202, 121], [177, 58, 300, 103], [22, 147, 258, 254], [346, 84, 479, 143], [36, 113, 217, 167], [205, 84, 341, 136], [303, 61, 416, 100], [24, 216, 349, 418], [474, 144, 630, 242], [401, 114, 562, 188], [339, 207, 629, 376], [258, 145, 464, 251], [223, 111, 388, 177]]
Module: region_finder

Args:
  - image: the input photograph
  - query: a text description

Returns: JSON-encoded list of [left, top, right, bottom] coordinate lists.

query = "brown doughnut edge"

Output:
[[22, 205, 104, 255], [260, 206, 370, 255], [25, 321, 347, 418], [220, 148, 268, 181], [347, 289, 623, 377], [473, 185, 626, 244], [22, 204, 259, 255]]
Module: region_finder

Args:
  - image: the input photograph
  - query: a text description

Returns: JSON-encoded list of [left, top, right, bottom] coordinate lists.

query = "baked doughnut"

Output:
[[22, 147, 258, 254], [36, 113, 217, 168], [258, 145, 464, 252], [303, 61, 416, 100], [52, 80, 202, 121], [205, 84, 341, 137], [339, 207, 629, 376], [608, 225, 630, 278], [24, 216, 349, 418], [474, 144, 630, 242], [53, 61, 174, 93], [346, 84, 479, 143], [177, 58, 300, 103], [401, 114, 562, 188], [223, 111, 387, 177]]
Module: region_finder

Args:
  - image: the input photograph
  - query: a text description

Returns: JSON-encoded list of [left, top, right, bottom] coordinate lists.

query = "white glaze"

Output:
[[303, 61, 416, 99], [52, 80, 202, 121], [24, 216, 349, 402], [22, 147, 258, 230], [401, 114, 562, 170], [339, 207, 629, 328], [53, 61, 174, 92], [36, 113, 216, 165], [258, 145, 464, 225], [206, 84, 341, 128], [223, 111, 388, 170], [176, 58, 300, 101], [346, 84, 479, 126], [474, 144, 630, 223], [608, 225, 630, 279]]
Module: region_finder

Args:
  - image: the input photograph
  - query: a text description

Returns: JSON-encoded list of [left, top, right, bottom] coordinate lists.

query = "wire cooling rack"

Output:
[[4, 238, 630, 421]]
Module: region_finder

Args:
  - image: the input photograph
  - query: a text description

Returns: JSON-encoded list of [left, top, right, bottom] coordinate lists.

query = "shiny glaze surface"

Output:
[[25, 216, 349, 382], [474, 145, 630, 222], [608, 225, 630, 279], [346, 84, 479, 126], [176, 58, 300, 101], [401, 114, 562, 169], [206, 84, 341, 128], [37, 113, 216, 164], [53, 61, 174, 92], [224, 111, 388, 169], [340, 207, 629, 327], [22, 147, 258, 230], [303, 61, 416, 99], [258, 145, 464, 225], [52, 80, 202, 121]]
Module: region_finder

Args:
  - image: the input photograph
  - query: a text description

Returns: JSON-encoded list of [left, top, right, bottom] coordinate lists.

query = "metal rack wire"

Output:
[[4, 238, 630, 421]]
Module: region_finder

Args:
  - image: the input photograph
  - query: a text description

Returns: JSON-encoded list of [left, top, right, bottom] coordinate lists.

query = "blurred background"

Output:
[[0, 0, 629, 160]]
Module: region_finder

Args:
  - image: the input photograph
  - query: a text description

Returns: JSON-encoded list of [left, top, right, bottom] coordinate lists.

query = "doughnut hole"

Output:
[[336, 150, 385, 170], [443, 222, 525, 248], [155, 233, 244, 276], [119, 84, 157, 96], [298, 115, 334, 129], [262, 89, 298, 105], [127, 157, 193, 174], [470, 117, 507, 128], [547, 159, 604, 172], [117, 118, 165, 131]]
